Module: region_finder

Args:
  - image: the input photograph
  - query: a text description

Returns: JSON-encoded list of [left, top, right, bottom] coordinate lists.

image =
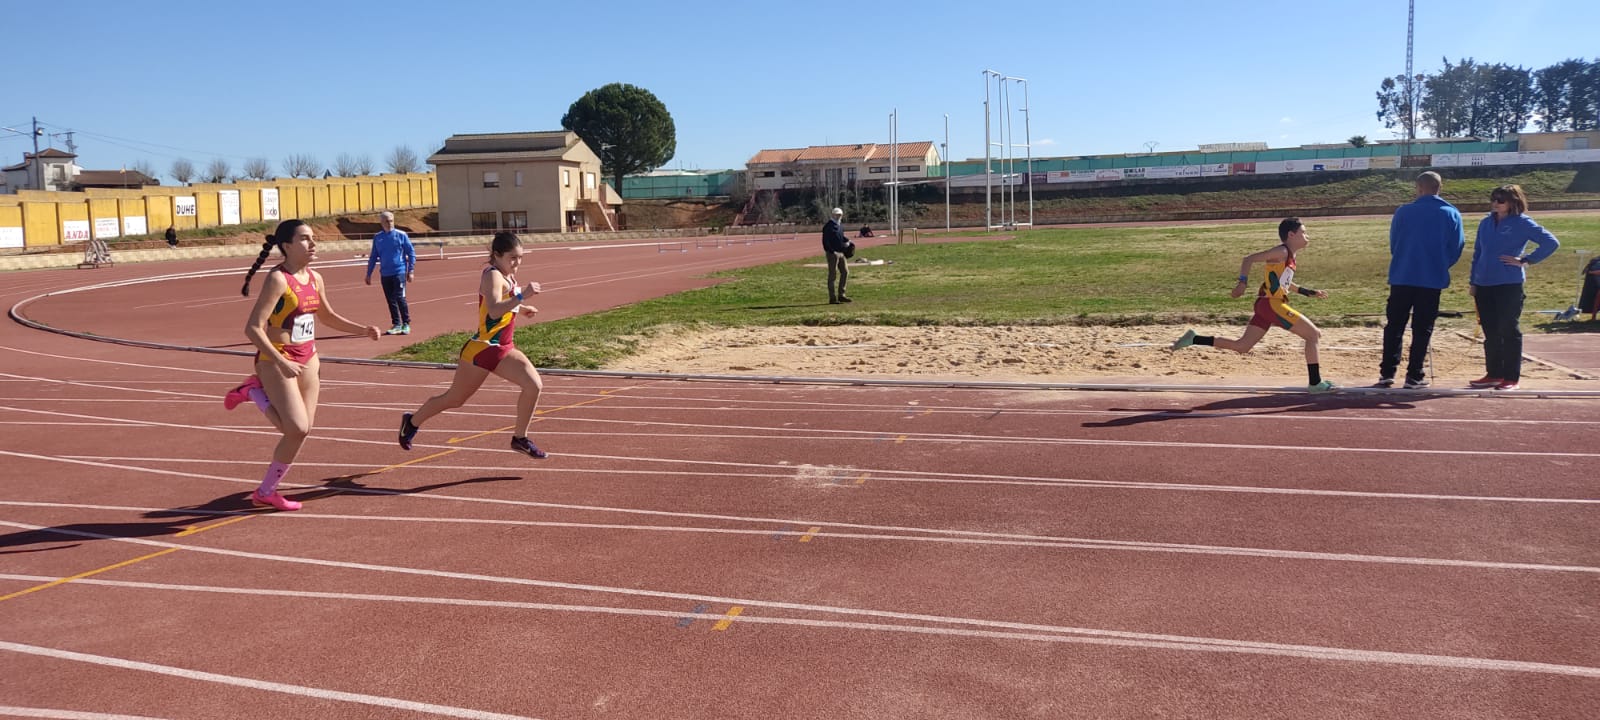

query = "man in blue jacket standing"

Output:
[[1378, 171, 1464, 388], [365, 211, 417, 335]]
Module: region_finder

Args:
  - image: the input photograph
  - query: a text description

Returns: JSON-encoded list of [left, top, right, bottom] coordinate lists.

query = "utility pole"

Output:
[[943, 113, 950, 232], [1404, 0, 1415, 162], [31, 117, 42, 190]]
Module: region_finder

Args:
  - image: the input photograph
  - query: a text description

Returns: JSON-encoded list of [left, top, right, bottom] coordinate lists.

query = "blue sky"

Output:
[[3, 0, 1597, 179]]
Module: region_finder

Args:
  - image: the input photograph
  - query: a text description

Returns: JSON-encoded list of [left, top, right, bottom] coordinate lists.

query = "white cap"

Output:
[[831, 207, 843, 216]]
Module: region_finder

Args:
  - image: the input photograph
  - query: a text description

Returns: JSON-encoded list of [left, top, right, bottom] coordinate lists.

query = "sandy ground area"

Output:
[[610, 324, 1593, 388]]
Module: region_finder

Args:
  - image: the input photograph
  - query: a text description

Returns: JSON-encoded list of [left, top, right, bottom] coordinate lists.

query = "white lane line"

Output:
[[48, 453, 1600, 506], [46, 573, 1600, 682], [2, 462, 1596, 575], [9, 401, 1598, 461], [0, 706, 169, 720], [0, 642, 537, 720], [7, 500, 1600, 567], [1, 558, 1597, 679]]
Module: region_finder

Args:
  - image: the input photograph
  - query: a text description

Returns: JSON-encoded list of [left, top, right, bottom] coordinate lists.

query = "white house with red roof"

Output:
[[745, 142, 941, 192]]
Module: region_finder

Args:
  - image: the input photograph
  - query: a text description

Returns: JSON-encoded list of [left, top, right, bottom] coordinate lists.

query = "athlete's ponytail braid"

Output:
[[241, 219, 306, 296]]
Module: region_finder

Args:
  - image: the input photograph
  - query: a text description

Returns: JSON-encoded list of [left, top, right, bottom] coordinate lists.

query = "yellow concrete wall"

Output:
[[239, 188, 262, 224], [23, 202, 60, 246], [276, 186, 297, 219], [0, 205, 23, 249], [2, 172, 436, 247], [120, 197, 149, 236], [88, 197, 121, 237], [196, 191, 221, 228], [1516, 131, 1600, 151], [57, 201, 90, 243], [146, 196, 174, 234], [296, 186, 315, 219]]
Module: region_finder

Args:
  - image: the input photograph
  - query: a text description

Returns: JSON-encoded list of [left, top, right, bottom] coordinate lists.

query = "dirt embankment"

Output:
[[622, 199, 738, 230]]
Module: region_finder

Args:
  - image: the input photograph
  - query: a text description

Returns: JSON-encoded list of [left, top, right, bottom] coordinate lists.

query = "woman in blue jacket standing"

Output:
[[1469, 184, 1560, 391]]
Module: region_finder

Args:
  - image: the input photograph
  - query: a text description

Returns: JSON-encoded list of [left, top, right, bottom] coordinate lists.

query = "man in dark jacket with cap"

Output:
[[821, 207, 851, 303]]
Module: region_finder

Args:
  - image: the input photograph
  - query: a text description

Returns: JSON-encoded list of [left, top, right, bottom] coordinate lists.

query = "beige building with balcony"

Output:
[[745, 142, 941, 192], [428, 131, 621, 233]]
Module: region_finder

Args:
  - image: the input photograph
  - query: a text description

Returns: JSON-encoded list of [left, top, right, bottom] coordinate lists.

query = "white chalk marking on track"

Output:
[[0, 641, 538, 720], [0, 706, 170, 720], [14, 396, 1600, 461], [0, 549, 1597, 679], [1, 462, 1595, 573], [37, 456, 1600, 505], [5, 500, 1599, 565]]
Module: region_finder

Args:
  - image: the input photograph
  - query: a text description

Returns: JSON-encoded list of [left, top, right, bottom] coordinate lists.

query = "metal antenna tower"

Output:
[[1404, 0, 1415, 160]]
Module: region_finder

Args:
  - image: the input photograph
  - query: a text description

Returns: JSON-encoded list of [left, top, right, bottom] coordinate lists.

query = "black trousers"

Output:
[[1379, 285, 1441, 382], [1475, 283, 1525, 382], [380, 274, 411, 326]]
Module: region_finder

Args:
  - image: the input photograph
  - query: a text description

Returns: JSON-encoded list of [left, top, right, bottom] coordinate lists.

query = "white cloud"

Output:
[[1280, 117, 1294, 125], [1036, 138, 1058, 146]]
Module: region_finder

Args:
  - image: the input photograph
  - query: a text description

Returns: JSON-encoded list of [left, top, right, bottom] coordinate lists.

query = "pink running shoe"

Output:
[[224, 376, 264, 410], [250, 491, 302, 511]]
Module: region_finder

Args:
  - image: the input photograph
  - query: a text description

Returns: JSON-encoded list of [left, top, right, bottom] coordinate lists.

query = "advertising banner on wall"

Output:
[[219, 190, 241, 225], [94, 217, 121, 239], [123, 216, 148, 236], [175, 196, 197, 217], [0, 227, 22, 249], [261, 188, 280, 220], [63, 220, 91, 242]]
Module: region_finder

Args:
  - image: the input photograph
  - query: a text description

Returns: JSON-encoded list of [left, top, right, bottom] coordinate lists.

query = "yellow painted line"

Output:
[[894, 435, 908, 444], [0, 548, 179, 603], [448, 426, 514, 444], [711, 606, 744, 631], [175, 514, 254, 537], [376, 448, 458, 471], [797, 526, 822, 543], [922, 409, 934, 416], [535, 396, 614, 415], [854, 473, 868, 485]]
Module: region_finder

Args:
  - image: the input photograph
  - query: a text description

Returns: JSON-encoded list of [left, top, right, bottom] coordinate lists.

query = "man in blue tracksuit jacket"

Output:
[[365, 211, 416, 335], [1377, 171, 1464, 388]]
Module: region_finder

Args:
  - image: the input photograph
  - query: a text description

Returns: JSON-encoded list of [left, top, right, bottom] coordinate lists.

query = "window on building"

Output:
[[897, 165, 918, 172], [483, 171, 500, 188], [868, 166, 888, 174], [779, 171, 795, 177], [501, 211, 528, 229], [1566, 137, 1591, 150], [847, 167, 857, 183], [584, 173, 596, 189], [470, 212, 497, 230], [562, 169, 571, 187], [514, 170, 523, 187], [760, 171, 776, 178]]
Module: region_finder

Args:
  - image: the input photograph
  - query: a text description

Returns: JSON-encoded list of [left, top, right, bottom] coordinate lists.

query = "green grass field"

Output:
[[385, 213, 1600, 369]]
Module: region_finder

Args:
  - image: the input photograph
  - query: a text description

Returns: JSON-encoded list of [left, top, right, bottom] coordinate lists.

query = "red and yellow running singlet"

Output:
[[1248, 246, 1306, 330], [258, 266, 320, 363], [459, 267, 517, 371]]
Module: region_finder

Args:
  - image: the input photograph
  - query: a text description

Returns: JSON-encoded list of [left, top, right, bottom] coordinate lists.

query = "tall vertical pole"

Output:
[[30, 116, 41, 190], [983, 71, 992, 231], [944, 112, 950, 231], [1404, 0, 1415, 162], [1019, 78, 1033, 228]]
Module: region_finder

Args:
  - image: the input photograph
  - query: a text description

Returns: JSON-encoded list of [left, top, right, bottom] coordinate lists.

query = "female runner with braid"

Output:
[[227, 219, 380, 510]]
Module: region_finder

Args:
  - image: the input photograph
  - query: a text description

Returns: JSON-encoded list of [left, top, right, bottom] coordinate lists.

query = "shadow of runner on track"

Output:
[[1082, 392, 1437, 429], [0, 475, 521, 552]]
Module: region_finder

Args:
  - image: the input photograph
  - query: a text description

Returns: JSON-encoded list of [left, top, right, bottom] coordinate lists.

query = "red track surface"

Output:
[[2, 234, 1597, 719]]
